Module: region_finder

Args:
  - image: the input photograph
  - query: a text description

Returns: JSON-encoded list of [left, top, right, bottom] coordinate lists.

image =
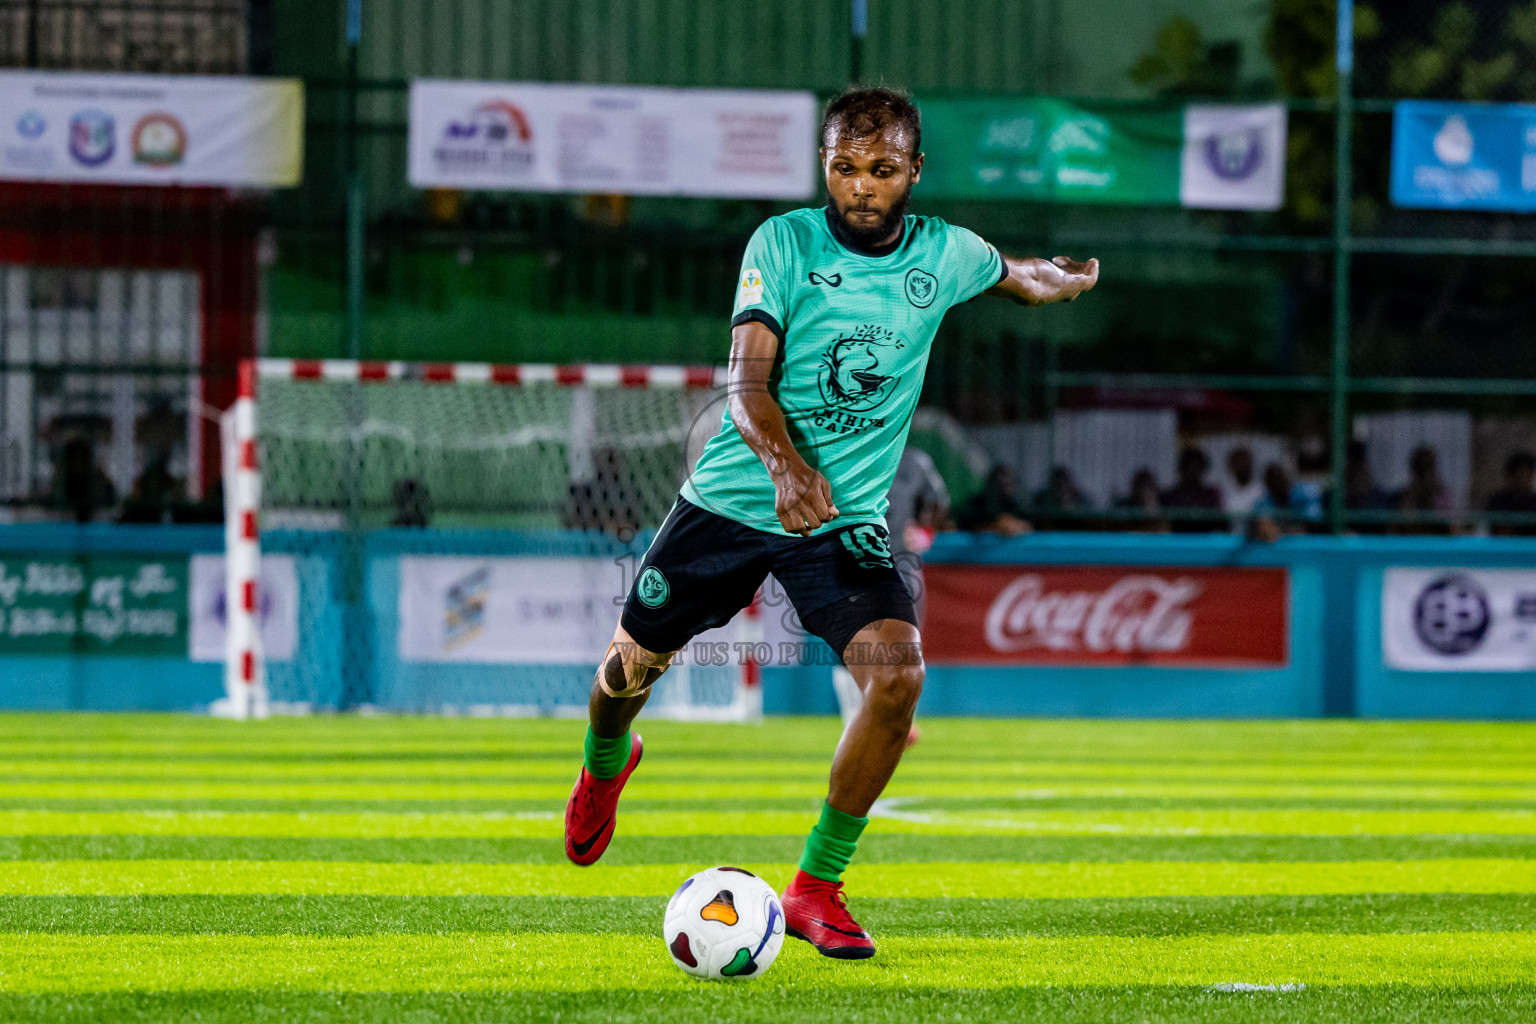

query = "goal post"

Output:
[[219, 357, 763, 722]]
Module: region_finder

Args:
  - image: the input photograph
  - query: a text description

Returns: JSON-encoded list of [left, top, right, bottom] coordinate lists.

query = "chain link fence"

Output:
[[3, 0, 1535, 534]]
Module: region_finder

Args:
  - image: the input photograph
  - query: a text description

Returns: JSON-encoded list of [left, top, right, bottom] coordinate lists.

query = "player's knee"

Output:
[[596, 628, 675, 699], [864, 662, 925, 720]]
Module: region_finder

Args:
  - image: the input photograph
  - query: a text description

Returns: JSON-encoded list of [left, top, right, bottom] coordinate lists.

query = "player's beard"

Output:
[[827, 184, 912, 250]]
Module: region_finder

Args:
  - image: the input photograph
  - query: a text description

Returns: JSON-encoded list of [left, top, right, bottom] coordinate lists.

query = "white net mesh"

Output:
[[243, 370, 757, 719]]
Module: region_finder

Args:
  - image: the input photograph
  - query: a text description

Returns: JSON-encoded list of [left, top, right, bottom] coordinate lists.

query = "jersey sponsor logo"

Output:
[[737, 269, 764, 307], [812, 324, 905, 435], [807, 271, 842, 287], [904, 268, 938, 308], [817, 324, 902, 413], [637, 566, 671, 608]]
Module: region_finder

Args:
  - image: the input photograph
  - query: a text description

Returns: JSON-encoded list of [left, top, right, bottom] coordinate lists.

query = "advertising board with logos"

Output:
[[922, 565, 1290, 668], [408, 80, 817, 199], [0, 70, 303, 187], [1381, 568, 1536, 672]]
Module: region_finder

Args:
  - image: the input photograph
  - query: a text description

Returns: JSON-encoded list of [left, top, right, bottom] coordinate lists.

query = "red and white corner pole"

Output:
[[222, 359, 268, 719]]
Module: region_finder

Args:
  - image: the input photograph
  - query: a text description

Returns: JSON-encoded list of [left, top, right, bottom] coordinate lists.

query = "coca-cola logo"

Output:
[[983, 574, 1201, 653]]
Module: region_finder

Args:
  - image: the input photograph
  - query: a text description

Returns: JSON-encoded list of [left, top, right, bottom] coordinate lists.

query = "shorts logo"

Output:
[[737, 268, 764, 307], [904, 268, 938, 308], [839, 524, 894, 569], [637, 566, 671, 608]]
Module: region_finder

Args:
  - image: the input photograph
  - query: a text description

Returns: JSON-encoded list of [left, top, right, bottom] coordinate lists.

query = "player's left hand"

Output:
[[1052, 256, 1099, 302]]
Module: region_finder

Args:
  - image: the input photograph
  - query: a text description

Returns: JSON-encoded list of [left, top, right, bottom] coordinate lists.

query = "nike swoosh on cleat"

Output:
[[570, 814, 613, 857], [811, 919, 869, 939]]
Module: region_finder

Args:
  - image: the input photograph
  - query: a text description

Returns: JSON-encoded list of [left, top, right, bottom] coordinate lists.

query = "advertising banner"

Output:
[[1391, 101, 1536, 211], [918, 98, 1182, 204], [396, 555, 745, 665], [408, 80, 817, 198], [187, 554, 299, 663], [1180, 104, 1288, 210], [0, 554, 187, 656], [923, 565, 1289, 667], [1382, 568, 1536, 671], [918, 99, 1285, 208], [0, 70, 303, 187]]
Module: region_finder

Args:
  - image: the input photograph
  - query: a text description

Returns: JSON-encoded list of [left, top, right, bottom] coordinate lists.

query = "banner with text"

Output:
[[408, 80, 817, 198], [923, 565, 1289, 667], [1382, 567, 1536, 671], [918, 99, 1286, 209], [187, 554, 300, 663], [1391, 101, 1536, 212], [396, 555, 743, 665], [0, 554, 186, 655], [0, 70, 303, 186]]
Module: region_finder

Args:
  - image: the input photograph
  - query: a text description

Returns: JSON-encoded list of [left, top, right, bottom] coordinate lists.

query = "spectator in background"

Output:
[[1032, 465, 1089, 530], [391, 478, 432, 528], [566, 446, 642, 540], [1159, 447, 1222, 532], [53, 437, 116, 524], [1486, 451, 1536, 536], [885, 445, 951, 622], [118, 454, 185, 524], [1219, 447, 1264, 516], [1339, 440, 1392, 514], [1219, 446, 1264, 534], [1114, 468, 1168, 532], [958, 463, 1031, 537], [1251, 462, 1323, 542], [1397, 446, 1452, 514], [1396, 445, 1453, 535]]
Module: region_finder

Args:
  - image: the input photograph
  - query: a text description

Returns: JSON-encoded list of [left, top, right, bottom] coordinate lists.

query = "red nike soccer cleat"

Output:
[[780, 869, 877, 959], [564, 734, 643, 866]]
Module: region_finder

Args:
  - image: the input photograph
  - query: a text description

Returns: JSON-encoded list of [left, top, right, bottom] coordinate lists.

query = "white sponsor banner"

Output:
[[408, 79, 817, 199], [0, 70, 303, 186], [188, 554, 299, 663], [1180, 103, 1287, 210], [397, 555, 746, 665], [1382, 568, 1536, 672]]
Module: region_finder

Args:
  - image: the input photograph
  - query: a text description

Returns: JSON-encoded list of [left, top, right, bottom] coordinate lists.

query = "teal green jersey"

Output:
[[681, 206, 1005, 537]]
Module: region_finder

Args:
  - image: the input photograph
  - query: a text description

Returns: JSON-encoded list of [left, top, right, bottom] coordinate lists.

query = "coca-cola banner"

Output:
[[923, 566, 1289, 667]]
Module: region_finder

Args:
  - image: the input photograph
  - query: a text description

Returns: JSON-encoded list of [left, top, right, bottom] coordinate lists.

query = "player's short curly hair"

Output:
[[820, 87, 921, 155]]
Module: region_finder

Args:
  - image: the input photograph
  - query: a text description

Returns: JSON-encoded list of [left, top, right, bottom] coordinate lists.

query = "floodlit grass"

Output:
[[0, 715, 1533, 1023]]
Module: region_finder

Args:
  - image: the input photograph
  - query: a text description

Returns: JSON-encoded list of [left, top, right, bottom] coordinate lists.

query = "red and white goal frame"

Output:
[[219, 357, 763, 720]]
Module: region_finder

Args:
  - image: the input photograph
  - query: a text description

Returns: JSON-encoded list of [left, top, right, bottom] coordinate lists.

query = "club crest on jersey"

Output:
[[905, 268, 938, 308]]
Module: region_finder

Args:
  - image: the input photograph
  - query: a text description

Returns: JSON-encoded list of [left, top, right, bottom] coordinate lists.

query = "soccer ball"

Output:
[[663, 866, 785, 980]]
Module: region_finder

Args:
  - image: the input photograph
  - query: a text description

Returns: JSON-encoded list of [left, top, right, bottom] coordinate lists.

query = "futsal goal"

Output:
[[219, 358, 762, 722]]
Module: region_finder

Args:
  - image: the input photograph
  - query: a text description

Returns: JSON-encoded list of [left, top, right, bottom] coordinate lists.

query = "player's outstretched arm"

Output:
[[986, 255, 1100, 306], [727, 321, 839, 537]]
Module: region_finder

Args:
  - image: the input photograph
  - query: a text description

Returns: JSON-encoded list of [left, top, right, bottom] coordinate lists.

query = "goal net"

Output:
[[219, 358, 762, 721]]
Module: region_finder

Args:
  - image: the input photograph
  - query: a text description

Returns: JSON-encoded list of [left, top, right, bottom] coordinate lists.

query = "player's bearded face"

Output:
[[822, 129, 922, 249]]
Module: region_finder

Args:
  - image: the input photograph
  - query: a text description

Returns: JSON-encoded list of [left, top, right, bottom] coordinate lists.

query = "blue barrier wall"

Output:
[[2, 524, 1534, 717]]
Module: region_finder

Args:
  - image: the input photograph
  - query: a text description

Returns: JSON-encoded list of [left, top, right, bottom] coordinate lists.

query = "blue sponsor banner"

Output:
[[1391, 100, 1536, 211]]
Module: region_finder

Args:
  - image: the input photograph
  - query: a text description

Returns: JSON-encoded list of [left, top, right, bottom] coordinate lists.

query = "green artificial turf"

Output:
[[0, 714, 1533, 1022]]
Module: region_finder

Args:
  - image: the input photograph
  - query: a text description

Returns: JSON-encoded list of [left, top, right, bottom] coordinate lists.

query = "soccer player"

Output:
[[565, 87, 1098, 959]]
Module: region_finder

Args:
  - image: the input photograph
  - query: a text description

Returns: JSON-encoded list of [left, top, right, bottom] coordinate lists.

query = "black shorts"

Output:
[[620, 497, 918, 662]]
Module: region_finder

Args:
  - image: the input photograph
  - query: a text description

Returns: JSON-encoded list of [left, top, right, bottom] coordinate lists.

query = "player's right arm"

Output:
[[727, 320, 839, 537]]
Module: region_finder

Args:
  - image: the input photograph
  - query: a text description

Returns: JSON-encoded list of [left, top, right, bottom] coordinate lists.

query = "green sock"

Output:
[[798, 801, 869, 882], [584, 728, 632, 780]]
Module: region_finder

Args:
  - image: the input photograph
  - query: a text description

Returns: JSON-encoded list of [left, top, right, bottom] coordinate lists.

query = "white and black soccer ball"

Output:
[[662, 866, 785, 980]]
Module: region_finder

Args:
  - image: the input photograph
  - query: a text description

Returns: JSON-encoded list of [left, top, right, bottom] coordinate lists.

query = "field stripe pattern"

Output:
[[0, 715, 1534, 1023]]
